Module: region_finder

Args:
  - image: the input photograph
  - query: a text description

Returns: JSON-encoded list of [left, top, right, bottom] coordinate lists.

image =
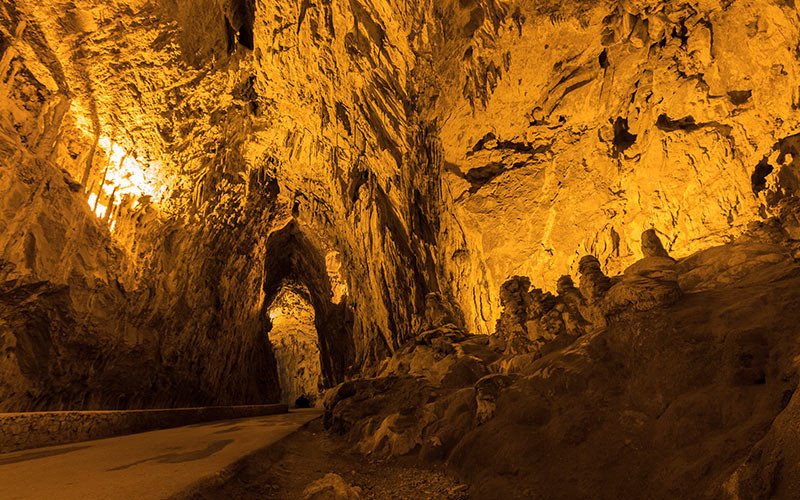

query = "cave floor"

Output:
[[0, 409, 321, 500], [186, 418, 469, 500]]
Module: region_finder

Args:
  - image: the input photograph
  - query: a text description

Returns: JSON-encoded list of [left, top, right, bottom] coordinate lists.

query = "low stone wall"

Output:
[[0, 404, 288, 453]]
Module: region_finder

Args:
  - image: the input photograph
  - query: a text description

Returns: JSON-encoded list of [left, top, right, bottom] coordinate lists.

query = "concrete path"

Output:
[[0, 408, 322, 500]]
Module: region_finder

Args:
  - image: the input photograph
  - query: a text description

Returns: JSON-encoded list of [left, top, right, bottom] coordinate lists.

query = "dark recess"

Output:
[[599, 49, 609, 69], [225, 0, 255, 50], [465, 162, 505, 191], [612, 117, 637, 155], [262, 222, 355, 387], [727, 90, 752, 105], [656, 114, 700, 131], [751, 158, 774, 194]]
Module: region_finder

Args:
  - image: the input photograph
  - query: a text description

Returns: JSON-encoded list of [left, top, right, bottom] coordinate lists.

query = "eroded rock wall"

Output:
[[430, 0, 800, 331], [0, 12, 283, 409], [0, 0, 446, 410], [3, 0, 800, 412]]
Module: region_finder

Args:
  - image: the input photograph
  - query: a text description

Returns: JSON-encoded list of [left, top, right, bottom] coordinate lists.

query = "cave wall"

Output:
[[428, 0, 800, 331], [0, 0, 444, 410], [0, 6, 284, 409], [2, 0, 800, 410], [0, 114, 284, 411]]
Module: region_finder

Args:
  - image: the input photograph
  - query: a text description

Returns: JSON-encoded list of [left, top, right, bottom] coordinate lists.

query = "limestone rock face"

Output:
[[0, 0, 443, 409], [433, 0, 800, 331], [2, 0, 800, 462], [324, 224, 800, 499], [267, 284, 323, 406], [641, 228, 672, 259]]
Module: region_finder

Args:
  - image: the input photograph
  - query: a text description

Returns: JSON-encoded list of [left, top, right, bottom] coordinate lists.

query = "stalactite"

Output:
[[103, 185, 118, 224], [93, 148, 128, 214], [80, 131, 100, 189]]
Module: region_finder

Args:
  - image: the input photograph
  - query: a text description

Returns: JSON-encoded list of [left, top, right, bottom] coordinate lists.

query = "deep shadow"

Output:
[[0, 445, 92, 466]]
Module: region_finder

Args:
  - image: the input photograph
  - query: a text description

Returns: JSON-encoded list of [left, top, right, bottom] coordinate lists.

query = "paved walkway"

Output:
[[0, 408, 322, 500]]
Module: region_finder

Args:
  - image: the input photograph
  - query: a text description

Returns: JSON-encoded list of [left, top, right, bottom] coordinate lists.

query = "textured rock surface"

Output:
[[267, 284, 323, 406], [3, 0, 800, 408], [435, 0, 800, 331], [302, 473, 363, 500], [324, 223, 800, 499], [3, 1, 800, 496]]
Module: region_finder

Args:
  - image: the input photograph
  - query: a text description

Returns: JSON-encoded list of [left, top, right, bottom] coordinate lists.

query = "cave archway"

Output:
[[262, 221, 354, 390], [266, 282, 323, 406]]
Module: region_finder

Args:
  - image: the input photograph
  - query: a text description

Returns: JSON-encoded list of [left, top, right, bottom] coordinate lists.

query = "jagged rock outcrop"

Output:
[[302, 473, 363, 500], [1, 0, 445, 409], [324, 220, 800, 499], [434, 0, 800, 333]]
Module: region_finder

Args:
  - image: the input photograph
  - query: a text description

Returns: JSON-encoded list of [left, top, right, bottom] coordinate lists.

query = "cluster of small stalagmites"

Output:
[[496, 229, 682, 354], [494, 276, 584, 355]]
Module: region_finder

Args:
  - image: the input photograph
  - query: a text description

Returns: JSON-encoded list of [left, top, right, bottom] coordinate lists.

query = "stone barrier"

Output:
[[0, 404, 288, 453]]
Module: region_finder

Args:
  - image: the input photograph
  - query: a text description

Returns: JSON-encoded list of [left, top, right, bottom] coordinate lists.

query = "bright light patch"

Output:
[[96, 136, 167, 200], [86, 192, 107, 218], [84, 136, 172, 228], [269, 308, 282, 320]]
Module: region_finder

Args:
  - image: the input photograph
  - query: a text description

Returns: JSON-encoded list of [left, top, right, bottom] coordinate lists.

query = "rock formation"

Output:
[[325, 223, 800, 499], [3, 0, 800, 497]]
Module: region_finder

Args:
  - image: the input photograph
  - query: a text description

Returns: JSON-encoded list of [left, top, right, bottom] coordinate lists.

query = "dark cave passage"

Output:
[[266, 282, 322, 407], [262, 221, 355, 389]]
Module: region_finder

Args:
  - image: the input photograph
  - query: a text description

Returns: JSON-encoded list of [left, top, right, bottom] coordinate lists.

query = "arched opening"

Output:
[[266, 282, 323, 406], [262, 221, 355, 395]]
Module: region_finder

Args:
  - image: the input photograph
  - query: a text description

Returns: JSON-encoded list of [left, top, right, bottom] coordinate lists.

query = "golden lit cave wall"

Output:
[[0, 24, 282, 410], [431, 0, 800, 331], [4, 0, 800, 412], [0, 0, 443, 410]]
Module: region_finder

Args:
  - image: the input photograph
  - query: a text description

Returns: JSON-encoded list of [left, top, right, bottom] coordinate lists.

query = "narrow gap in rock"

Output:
[[599, 48, 609, 69], [751, 157, 774, 194], [727, 90, 752, 105]]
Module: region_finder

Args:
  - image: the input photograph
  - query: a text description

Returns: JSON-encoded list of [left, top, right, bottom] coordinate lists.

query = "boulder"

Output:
[[604, 256, 683, 313], [474, 374, 515, 424], [578, 255, 611, 303]]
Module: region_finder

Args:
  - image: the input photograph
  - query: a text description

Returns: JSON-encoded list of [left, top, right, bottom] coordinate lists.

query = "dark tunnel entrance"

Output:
[[266, 282, 323, 406], [262, 221, 355, 404]]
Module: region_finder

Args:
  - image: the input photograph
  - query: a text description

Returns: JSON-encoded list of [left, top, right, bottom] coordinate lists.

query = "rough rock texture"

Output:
[[325, 221, 800, 499], [302, 473, 363, 500], [4, 0, 800, 497], [3, 5, 800, 497], [267, 284, 323, 406], [436, 0, 800, 331], [1, 0, 442, 409]]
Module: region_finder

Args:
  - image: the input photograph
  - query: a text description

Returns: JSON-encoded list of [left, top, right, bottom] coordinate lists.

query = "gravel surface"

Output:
[[187, 417, 470, 500]]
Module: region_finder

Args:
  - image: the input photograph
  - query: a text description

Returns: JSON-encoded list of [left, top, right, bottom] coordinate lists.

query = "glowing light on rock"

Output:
[[96, 136, 167, 200], [83, 135, 172, 229], [269, 308, 282, 320], [86, 192, 107, 218], [325, 251, 348, 304]]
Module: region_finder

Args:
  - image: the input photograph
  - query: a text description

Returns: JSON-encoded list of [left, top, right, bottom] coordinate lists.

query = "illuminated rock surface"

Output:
[[2, 0, 800, 497]]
